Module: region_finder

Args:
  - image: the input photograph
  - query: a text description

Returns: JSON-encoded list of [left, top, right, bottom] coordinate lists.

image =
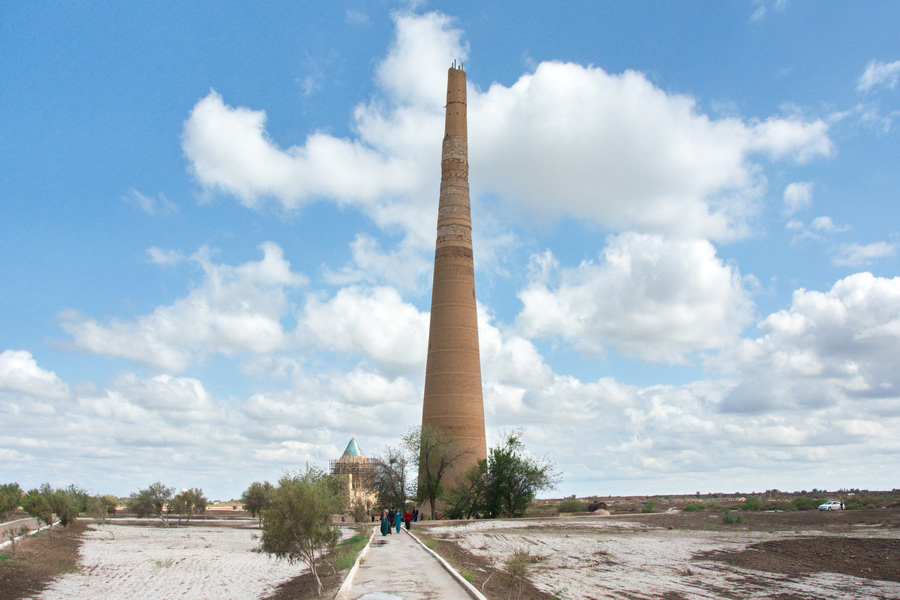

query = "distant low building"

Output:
[[329, 437, 377, 514]]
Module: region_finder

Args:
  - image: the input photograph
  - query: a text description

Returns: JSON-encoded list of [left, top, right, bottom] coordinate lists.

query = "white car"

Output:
[[818, 501, 843, 511]]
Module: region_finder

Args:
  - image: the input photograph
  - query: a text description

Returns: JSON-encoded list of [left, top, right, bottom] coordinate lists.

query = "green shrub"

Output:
[[844, 501, 864, 510], [557, 498, 587, 513], [682, 504, 702, 512], [0, 483, 22, 520], [792, 496, 820, 511], [722, 510, 744, 524], [641, 500, 656, 514], [740, 495, 763, 512]]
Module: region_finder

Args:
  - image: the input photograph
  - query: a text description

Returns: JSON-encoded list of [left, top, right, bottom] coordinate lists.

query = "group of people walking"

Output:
[[379, 507, 418, 535]]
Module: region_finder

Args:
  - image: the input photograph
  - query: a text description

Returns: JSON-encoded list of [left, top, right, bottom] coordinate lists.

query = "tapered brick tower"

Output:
[[420, 63, 487, 487]]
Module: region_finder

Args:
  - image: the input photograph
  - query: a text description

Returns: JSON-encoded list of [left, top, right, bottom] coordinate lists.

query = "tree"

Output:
[[481, 431, 559, 518], [47, 484, 83, 526], [170, 488, 208, 524], [443, 460, 487, 520], [373, 445, 411, 510], [403, 424, 471, 518], [241, 481, 273, 523], [260, 467, 344, 596], [128, 482, 175, 526], [19, 484, 83, 527], [0, 483, 22, 521], [21, 488, 53, 527]]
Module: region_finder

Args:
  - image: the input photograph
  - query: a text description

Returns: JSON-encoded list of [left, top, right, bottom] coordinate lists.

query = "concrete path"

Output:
[[0, 517, 47, 549], [335, 526, 483, 600]]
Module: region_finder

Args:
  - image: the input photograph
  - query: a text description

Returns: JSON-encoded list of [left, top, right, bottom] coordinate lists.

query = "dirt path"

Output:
[[0, 521, 86, 600], [419, 510, 900, 599]]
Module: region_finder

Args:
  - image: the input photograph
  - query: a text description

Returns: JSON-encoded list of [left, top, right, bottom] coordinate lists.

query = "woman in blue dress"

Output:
[[380, 509, 390, 536], [394, 508, 402, 533]]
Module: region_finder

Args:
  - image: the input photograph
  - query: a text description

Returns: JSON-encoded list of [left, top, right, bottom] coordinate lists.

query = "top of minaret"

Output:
[[451, 59, 465, 72]]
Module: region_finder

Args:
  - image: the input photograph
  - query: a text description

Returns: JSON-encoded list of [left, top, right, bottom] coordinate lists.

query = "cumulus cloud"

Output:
[[516, 233, 754, 363], [182, 11, 833, 251], [857, 59, 900, 92], [713, 272, 900, 411], [61, 242, 306, 371], [296, 285, 429, 376], [0, 350, 69, 399]]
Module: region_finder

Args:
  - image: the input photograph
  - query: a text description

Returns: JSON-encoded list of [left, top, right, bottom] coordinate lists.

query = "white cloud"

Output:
[[783, 181, 812, 215], [833, 241, 897, 266], [0, 350, 69, 399], [122, 189, 176, 216], [147, 247, 186, 266], [810, 216, 848, 233], [516, 233, 754, 363], [296, 285, 429, 376], [473, 61, 832, 240], [857, 59, 900, 92], [750, 0, 789, 23], [323, 234, 432, 292], [182, 11, 833, 250], [61, 243, 306, 371], [713, 272, 900, 409], [376, 11, 468, 107]]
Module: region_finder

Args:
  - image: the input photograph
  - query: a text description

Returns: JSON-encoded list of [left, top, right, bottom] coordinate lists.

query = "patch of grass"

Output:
[[422, 536, 438, 550], [153, 557, 174, 568], [334, 533, 370, 571], [460, 569, 475, 583], [0, 552, 20, 565], [339, 534, 368, 547], [55, 561, 79, 573]]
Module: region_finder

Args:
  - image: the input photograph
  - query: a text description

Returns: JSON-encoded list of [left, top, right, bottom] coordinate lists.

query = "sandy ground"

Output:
[[28, 524, 305, 600], [422, 516, 900, 600]]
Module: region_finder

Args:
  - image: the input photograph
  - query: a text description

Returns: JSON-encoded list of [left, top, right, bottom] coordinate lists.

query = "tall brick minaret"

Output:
[[420, 63, 487, 487]]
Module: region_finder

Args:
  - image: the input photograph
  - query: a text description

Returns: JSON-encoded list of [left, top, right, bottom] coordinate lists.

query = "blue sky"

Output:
[[2, 1, 898, 500]]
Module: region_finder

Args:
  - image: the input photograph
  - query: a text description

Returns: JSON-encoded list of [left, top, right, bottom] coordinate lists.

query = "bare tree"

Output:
[[403, 424, 471, 518], [373, 445, 410, 509]]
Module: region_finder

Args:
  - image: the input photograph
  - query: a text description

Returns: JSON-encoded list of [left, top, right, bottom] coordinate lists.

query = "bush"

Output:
[[21, 488, 53, 526], [170, 488, 208, 524], [740, 495, 764, 512], [557, 497, 587, 513], [128, 482, 175, 526], [792, 496, 820, 511], [0, 483, 22, 520], [722, 510, 744, 524], [641, 500, 656, 514], [261, 467, 344, 597], [682, 503, 703, 512], [241, 481, 273, 521]]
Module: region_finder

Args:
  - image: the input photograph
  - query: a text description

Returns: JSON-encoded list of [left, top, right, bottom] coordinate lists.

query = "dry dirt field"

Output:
[[2, 510, 899, 599], [418, 509, 900, 600]]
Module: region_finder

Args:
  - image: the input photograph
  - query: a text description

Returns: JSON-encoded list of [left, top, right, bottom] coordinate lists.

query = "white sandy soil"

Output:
[[28, 524, 305, 600], [424, 517, 900, 600]]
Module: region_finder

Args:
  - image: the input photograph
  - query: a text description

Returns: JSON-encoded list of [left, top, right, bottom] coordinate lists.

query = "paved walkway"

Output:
[[336, 526, 480, 600]]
